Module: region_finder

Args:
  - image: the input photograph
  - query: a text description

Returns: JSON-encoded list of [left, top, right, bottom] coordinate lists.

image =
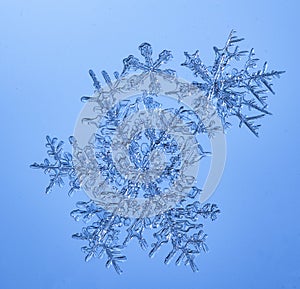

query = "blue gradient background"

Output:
[[0, 1, 299, 288]]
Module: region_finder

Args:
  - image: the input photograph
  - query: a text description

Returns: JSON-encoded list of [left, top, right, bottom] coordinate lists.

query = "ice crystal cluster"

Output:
[[31, 31, 283, 274]]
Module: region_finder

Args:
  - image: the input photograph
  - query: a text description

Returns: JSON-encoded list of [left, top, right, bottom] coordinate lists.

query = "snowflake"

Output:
[[31, 31, 283, 274], [182, 30, 285, 136]]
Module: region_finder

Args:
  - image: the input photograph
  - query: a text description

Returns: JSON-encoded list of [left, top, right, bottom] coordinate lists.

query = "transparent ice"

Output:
[[31, 31, 283, 273]]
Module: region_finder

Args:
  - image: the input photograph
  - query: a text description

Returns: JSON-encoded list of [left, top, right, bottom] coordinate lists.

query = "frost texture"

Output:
[[31, 32, 283, 274]]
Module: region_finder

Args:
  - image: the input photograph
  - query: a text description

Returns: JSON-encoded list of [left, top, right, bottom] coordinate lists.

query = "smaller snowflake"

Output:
[[182, 30, 284, 136]]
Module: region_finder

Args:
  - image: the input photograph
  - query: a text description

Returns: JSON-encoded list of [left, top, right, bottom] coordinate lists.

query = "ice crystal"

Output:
[[31, 32, 283, 274], [182, 30, 284, 136]]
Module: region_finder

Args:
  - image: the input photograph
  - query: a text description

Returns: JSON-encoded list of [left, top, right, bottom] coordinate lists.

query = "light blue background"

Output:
[[0, 1, 299, 288]]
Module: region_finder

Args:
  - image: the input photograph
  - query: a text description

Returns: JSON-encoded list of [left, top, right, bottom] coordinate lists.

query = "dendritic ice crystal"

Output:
[[31, 31, 283, 274]]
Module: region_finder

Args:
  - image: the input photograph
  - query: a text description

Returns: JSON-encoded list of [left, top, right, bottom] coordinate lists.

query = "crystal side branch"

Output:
[[31, 32, 283, 274]]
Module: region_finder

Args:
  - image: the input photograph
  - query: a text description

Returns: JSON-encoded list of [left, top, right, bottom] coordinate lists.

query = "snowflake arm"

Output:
[[121, 42, 175, 77], [148, 199, 220, 272], [30, 136, 80, 195], [71, 201, 128, 274]]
